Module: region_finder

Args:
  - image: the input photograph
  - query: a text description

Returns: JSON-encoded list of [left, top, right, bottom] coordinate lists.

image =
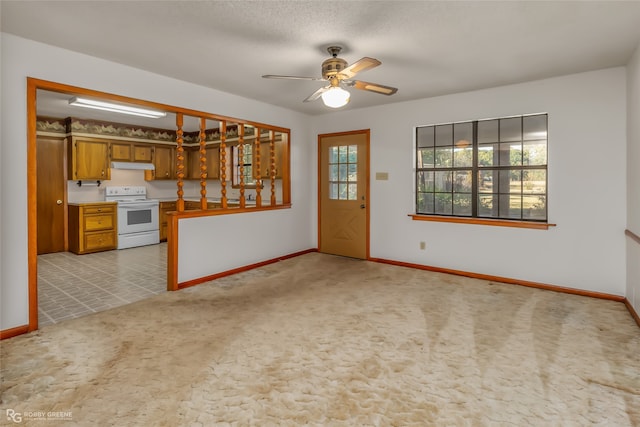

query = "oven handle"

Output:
[[118, 203, 159, 210]]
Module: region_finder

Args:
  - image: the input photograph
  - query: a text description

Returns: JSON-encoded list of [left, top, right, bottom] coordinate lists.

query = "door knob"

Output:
[[360, 204, 366, 209], [56, 199, 63, 205]]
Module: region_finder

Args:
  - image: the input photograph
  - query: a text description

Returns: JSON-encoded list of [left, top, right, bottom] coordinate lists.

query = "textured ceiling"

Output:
[[3, 0, 640, 118]]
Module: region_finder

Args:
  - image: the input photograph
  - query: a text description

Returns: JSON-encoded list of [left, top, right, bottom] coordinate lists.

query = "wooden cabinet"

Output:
[[146, 145, 176, 180], [184, 200, 201, 210], [110, 142, 131, 161], [187, 146, 220, 180], [255, 140, 285, 179], [133, 145, 152, 162], [68, 137, 110, 180], [68, 203, 117, 254], [159, 201, 176, 242], [111, 142, 153, 163]]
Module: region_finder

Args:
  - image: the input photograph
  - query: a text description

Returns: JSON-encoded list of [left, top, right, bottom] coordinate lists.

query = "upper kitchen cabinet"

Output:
[[132, 145, 153, 162], [187, 146, 220, 180], [255, 131, 287, 180], [145, 144, 176, 180], [68, 136, 110, 180], [111, 142, 153, 163]]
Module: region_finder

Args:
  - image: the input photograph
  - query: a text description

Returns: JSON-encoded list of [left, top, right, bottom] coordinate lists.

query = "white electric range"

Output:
[[105, 186, 159, 249]]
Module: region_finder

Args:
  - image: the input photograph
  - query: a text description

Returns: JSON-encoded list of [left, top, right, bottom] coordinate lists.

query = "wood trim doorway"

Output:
[[317, 129, 370, 259]]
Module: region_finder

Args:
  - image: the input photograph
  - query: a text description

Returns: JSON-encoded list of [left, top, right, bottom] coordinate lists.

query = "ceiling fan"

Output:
[[262, 46, 398, 108]]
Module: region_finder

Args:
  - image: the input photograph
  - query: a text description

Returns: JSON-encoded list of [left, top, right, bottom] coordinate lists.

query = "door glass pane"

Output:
[[329, 183, 338, 199], [339, 164, 348, 182], [329, 147, 338, 163], [348, 145, 357, 162], [348, 164, 357, 181], [338, 146, 348, 163], [348, 183, 357, 199], [329, 164, 338, 181]]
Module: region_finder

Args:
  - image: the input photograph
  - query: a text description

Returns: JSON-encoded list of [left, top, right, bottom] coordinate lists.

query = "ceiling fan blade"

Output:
[[262, 74, 326, 81], [337, 57, 381, 79], [349, 80, 398, 96], [303, 86, 330, 102]]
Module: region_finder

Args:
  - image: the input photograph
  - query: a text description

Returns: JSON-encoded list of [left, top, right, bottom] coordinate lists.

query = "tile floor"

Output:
[[37, 243, 167, 326]]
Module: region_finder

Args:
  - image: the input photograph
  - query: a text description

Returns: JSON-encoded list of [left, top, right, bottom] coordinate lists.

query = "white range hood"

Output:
[[111, 161, 155, 170]]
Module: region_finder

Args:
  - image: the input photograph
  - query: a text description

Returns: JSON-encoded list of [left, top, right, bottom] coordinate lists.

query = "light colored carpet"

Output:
[[1, 253, 639, 426]]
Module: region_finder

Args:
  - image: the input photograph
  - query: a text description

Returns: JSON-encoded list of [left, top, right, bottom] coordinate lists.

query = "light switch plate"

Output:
[[375, 172, 389, 181]]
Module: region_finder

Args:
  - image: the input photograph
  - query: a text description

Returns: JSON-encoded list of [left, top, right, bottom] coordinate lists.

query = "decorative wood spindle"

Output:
[[238, 125, 246, 209], [176, 113, 185, 212], [199, 117, 207, 210], [254, 127, 262, 207], [269, 130, 276, 205], [220, 120, 228, 209]]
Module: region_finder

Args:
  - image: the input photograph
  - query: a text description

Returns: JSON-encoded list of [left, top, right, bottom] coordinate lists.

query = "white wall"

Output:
[[627, 42, 640, 314], [0, 34, 315, 330], [312, 68, 628, 296]]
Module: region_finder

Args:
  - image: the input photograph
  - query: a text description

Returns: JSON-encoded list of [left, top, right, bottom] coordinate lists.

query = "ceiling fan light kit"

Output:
[[262, 46, 397, 109], [321, 86, 350, 108]]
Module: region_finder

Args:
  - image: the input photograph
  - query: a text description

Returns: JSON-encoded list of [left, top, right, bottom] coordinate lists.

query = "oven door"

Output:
[[117, 201, 159, 235]]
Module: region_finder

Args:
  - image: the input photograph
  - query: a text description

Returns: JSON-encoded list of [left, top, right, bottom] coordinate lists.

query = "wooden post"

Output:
[[254, 127, 262, 207], [199, 117, 207, 210], [270, 130, 276, 205], [238, 125, 246, 208], [220, 121, 228, 209], [176, 113, 185, 212]]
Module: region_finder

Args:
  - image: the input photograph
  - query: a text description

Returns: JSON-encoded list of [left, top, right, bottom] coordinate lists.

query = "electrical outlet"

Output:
[[420, 241, 426, 250]]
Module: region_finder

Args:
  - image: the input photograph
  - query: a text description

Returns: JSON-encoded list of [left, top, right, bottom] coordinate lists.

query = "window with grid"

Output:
[[328, 145, 358, 200], [416, 113, 547, 221]]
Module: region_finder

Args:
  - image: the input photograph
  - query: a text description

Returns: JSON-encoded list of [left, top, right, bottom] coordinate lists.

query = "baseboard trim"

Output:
[[178, 248, 318, 290], [0, 325, 29, 340], [624, 298, 640, 328], [369, 257, 626, 303]]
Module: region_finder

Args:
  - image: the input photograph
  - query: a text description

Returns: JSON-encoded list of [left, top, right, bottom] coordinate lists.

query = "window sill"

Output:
[[409, 214, 556, 230]]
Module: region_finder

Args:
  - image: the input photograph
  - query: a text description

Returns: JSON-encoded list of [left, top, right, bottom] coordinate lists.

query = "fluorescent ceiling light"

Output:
[[69, 97, 167, 118], [321, 87, 350, 108]]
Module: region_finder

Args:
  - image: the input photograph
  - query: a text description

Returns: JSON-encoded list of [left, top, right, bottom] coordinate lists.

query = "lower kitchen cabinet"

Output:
[[159, 201, 177, 242], [68, 202, 118, 254]]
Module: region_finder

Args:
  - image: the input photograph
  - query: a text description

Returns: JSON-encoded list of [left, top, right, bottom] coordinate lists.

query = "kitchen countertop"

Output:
[[67, 201, 117, 206], [157, 197, 257, 205]]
